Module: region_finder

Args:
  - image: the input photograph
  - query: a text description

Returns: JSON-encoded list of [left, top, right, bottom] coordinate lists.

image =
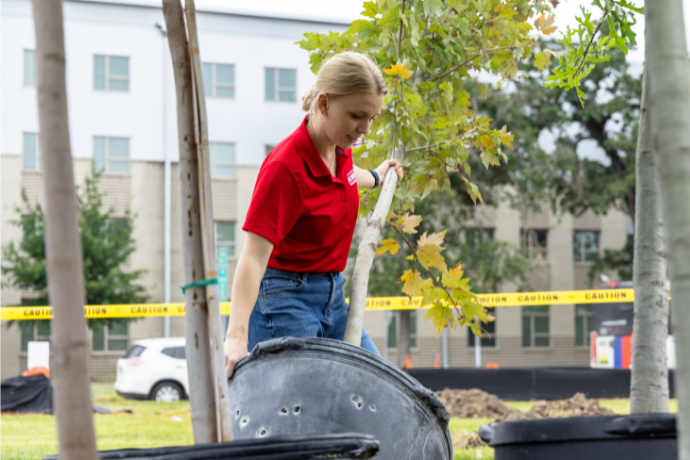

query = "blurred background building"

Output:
[[1, 0, 628, 379]]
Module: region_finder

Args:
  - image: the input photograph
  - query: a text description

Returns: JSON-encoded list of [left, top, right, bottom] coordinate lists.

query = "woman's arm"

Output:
[[224, 231, 273, 378], [354, 160, 404, 190]]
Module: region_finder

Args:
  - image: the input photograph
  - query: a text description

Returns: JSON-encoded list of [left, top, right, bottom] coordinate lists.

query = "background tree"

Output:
[[2, 174, 148, 335]]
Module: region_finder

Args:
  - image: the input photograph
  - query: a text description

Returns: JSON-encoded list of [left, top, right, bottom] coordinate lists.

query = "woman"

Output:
[[224, 52, 404, 378]]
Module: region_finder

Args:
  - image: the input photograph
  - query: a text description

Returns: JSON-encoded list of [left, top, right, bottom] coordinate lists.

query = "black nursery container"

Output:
[[228, 337, 453, 460], [479, 413, 677, 460], [42, 433, 379, 460]]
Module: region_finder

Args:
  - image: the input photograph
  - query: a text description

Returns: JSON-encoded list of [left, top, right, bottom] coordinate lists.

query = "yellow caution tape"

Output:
[[0, 288, 642, 320]]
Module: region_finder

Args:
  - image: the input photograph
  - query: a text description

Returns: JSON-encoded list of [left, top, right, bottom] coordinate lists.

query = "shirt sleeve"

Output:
[[243, 161, 304, 246]]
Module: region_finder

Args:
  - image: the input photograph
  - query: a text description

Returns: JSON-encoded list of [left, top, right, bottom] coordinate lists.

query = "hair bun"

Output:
[[302, 85, 315, 112]]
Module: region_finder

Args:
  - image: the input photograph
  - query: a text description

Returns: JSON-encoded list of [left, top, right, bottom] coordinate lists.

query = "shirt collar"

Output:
[[294, 115, 351, 178]]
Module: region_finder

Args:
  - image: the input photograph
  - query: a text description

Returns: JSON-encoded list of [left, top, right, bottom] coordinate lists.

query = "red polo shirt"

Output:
[[242, 116, 359, 272]]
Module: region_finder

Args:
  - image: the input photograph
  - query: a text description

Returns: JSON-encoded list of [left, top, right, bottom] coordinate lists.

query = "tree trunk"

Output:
[[630, 65, 669, 414], [162, 0, 218, 444], [343, 148, 401, 345], [31, 1, 98, 458], [397, 310, 411, 368], [184, 0, 233, 442], [645, 1, 690, 457]]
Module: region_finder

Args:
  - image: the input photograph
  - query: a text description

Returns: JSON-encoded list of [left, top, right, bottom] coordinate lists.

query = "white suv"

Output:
[[114, 337, 189, 402]]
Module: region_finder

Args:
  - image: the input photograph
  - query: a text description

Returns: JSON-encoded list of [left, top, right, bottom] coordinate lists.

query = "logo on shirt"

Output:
[[347, 169, 356, 186]]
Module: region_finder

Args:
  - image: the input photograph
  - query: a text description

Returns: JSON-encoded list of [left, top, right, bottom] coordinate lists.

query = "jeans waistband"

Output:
[[264, 267, 341, 280]]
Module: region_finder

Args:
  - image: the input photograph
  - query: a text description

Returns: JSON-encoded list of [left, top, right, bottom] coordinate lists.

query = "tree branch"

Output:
[[390, 223, 464, 318], [432, 46, 516, 82], [573, 15, 607, 79], [397, 0, 405, 61], [406, 129, 478, 153]]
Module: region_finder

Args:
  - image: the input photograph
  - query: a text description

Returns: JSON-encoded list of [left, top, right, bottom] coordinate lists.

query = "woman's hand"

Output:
[[224, 336, 249, 379], [375, 159, 404, 185]]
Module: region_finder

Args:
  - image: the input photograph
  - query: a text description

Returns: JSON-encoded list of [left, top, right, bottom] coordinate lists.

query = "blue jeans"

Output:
[[248, 268, 380, 356]]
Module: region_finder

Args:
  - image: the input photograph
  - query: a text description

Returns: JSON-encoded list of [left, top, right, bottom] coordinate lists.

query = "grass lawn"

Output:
[[0, 384, 679, 460]]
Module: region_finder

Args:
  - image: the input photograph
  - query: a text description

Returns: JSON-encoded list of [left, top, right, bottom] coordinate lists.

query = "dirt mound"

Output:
[[525, 392, 615, 419], [452, 429, 487, 450], [435, 388, 527, 421], [435, 389, 615, 422]]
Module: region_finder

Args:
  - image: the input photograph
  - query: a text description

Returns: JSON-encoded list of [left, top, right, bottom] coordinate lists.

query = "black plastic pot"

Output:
[[42, 433, 379, 459], [479, 413, 677, 460], [228, 337, 452, 460]]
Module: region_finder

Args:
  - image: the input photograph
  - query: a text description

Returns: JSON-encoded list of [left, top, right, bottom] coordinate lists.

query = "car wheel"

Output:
[[151, 382, 183, 402]]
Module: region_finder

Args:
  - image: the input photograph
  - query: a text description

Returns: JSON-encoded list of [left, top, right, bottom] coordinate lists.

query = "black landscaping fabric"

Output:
[[1, 374, 53, 414], [408, 368, 676, 401]]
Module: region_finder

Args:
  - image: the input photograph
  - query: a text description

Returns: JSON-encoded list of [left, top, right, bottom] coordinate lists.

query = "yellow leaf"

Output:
[[417, 243, 447, 273], [533, 51, 552, 71], [478, 134, 494, 148], [418, 230, 447, 247], [399, 269, 423, 297], [402, 213, 423, 234], [387, 212, 397, 222], [537, 13, 558, 35], [406, 255, 415, 261], [375, 238, 401, 256], [384, 64, 412, 79]]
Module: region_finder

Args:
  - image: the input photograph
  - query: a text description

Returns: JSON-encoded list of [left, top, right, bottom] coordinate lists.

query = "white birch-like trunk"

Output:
[[32, 1, 98, 458], [645, 1, 690, 457], [397, 310, 411, 368], [184, 0, 233, 442], [343, 148, 401, 345], [162, 0, 218, 443], [630, 65, 669, 414]]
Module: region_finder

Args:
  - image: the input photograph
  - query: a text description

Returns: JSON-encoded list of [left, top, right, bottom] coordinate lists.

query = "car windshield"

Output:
[[123, 345, 146, 359]]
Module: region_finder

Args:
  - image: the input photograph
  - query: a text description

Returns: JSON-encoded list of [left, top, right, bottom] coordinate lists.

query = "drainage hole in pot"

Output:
[[241, 417, 249, 426], [293, 406, 301, 415], [235, 410, 240, 418], [279, 407, 288, 415], [258, 428, 268, 438], [370, 405, 376, 412], [357, 402, 363, 408]]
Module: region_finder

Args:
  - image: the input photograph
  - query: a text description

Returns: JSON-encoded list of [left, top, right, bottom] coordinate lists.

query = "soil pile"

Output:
[[525, 392, 615, 419], [436, 389, 615, 422], [435, 388, 527, 421], [452, 429, 487, 450]]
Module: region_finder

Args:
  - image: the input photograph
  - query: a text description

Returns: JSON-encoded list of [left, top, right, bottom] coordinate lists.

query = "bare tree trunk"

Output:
[[630, 65, 669, 414], [184, 0, 233, 442], [162, 0, 217, 444], [645, 1, 690, 457], [32, 1, 98, 458], [397, 310, 411, 368], [344, 148, 401, 345]]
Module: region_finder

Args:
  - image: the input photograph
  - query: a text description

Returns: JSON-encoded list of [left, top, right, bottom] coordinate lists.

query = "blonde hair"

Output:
[[301, 51, 388, 114]]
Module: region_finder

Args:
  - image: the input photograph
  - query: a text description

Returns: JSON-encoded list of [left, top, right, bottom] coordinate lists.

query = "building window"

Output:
[[573, 231, 600, 262], [93, 322, 128, 352], [521, 229, 548, 260], [215, 222, 236, 257], [386, 311, 417, 349], [24, 49, 36, 86], [23, 133, 42, 171], [93, 136, 129, 174], [265, 144, 276, 157], [20, 321, 51, 353], [522, 305, 549, 347], [575, 304, 593, 347], [468, 307, 496, 347], [210, 142, 236, 179], [202, 63, 235, 98], [94, 55, 129, 91], [265, 68, 296, 102]]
